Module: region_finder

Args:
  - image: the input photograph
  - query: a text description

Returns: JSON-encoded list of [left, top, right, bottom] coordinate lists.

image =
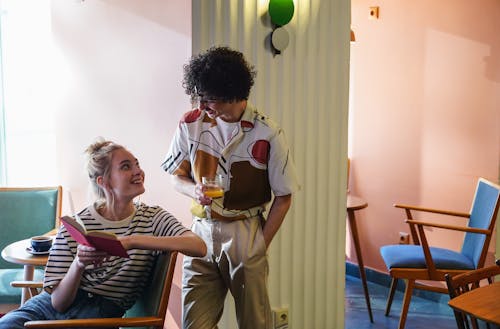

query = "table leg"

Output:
[[347, 209, 374, 322], [22, 264, 35, 305]]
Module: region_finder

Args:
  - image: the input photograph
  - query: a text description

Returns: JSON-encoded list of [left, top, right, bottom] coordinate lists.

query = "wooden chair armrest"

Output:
[[405, 220, 490, 235], [10, 281, 43, 288], [12, 280, 43, 300], [395, 204, 470, 218], [24, 316, 163, 328]]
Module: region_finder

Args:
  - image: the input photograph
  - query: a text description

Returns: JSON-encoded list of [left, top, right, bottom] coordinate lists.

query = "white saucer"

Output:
[[26, 247, 50, 255]]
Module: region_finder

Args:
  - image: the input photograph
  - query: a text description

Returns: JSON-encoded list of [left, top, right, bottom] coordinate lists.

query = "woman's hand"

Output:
[[75, 244, 108, 269], [51, 244, 107, 312]]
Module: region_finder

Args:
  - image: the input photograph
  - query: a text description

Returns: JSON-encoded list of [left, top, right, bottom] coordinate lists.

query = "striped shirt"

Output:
[[43, 202, 189, 310]]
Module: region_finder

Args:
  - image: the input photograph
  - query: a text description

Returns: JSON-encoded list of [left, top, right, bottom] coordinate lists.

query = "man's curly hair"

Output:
[[182, 46, 256, 102]]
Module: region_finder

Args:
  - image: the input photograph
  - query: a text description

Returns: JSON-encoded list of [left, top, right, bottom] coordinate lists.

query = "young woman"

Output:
[[0, 140, 206, 329]]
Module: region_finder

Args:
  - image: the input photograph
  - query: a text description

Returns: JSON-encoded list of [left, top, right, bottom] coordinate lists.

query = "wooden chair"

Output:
[[0, 186, 62, 304], [445, 259, 500, 329], [380, 178, 500, 329], [23, 251, 178, 329]]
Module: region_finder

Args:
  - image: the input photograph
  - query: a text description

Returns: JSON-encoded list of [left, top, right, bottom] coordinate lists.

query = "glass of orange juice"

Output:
[[202, 175, 224, 198]]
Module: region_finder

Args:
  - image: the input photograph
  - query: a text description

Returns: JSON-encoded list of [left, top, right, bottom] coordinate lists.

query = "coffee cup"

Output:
[[31, 236, 52, 253]]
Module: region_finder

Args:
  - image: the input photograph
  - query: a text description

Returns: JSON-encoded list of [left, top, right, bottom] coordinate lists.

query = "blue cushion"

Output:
[[380, 244, 475, 271], [0, 269, 44, 304]]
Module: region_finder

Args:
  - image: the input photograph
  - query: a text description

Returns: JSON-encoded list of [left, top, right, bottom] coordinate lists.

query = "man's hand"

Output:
[[194, 182, 214, 206]]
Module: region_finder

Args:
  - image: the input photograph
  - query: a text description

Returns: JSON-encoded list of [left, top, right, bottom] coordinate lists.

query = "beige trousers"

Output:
[[182, 216, 272, 329]]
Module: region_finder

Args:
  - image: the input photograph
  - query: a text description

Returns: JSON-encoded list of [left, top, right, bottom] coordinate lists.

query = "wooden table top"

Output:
[[347, 194, 368, 211], [448, 281, 500, 325], [1, 238, 49, 267]]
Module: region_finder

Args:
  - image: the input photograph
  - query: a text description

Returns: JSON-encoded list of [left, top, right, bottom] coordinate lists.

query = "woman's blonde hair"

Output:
[[84, 139, 124, 200]]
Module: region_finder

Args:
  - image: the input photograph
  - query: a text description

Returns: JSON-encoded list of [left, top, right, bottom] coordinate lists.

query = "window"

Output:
[[0, 0, 57, 186]]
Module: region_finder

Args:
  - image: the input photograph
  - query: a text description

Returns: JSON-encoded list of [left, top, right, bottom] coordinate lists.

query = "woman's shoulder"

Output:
[[77, 206, 94, 220], [134, 202, 167, 217]]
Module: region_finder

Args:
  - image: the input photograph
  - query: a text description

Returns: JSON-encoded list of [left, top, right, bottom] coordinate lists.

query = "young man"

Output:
[[162, 46, 299, 329]]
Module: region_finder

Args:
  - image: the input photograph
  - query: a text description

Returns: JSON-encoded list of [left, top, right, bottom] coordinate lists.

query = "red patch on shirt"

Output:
[[252, 140, 270, 164], [181, 109, 201, 124], [241, 120, 254, 129]]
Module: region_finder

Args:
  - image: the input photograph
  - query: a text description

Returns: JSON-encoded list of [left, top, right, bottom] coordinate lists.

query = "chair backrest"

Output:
[[445, 260, 500, 329], [0, 186, 62, 269], [124, 251, 178, 329], [461, 178, 500, 269]]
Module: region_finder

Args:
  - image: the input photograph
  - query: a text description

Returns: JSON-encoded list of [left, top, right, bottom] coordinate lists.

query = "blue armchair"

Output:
[[380, 178, 500, 329]]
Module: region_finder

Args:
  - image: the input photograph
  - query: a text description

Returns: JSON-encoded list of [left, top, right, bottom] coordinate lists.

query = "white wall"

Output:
[[51, 0, 191, 220], [50, 1, 191, 327]]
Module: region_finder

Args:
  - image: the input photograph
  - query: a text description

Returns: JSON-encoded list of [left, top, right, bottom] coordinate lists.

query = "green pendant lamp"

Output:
[[268, 0, 294, 26]]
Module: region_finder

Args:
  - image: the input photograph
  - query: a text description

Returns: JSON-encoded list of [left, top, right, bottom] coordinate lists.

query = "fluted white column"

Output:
[[192, 1, 350, 327]]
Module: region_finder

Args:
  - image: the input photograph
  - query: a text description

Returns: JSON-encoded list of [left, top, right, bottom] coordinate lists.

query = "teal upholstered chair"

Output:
[[24, 251, 178, 329], [380, 178, 500, 329], [0, 186, 62, 304]]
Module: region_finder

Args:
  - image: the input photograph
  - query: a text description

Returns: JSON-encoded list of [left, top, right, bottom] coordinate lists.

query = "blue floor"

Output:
[[345, 275, 458, 329]]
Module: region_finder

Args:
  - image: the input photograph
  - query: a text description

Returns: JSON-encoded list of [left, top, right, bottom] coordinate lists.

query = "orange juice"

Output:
[[204, 188, 224, 198]]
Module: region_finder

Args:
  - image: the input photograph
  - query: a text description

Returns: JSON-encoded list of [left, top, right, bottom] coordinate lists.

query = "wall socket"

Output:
[[272, 307, 289, 328], [399, 232, 410, 244], [369, 6, 379, 19]]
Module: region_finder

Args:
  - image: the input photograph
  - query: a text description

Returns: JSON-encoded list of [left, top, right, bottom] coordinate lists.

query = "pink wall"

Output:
[[348, 0, 500, 273]]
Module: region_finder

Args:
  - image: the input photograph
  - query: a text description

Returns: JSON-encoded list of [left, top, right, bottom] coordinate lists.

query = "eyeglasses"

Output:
[[197, 96, 219, 104], [193, 85, 231, 104], [195, 94, 224, 104]]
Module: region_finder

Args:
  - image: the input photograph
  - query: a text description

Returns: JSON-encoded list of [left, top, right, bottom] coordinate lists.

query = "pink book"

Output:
[[60, 216, 129, 258]]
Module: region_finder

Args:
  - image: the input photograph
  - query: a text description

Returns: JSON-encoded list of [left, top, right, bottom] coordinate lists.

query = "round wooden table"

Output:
[[1, 238, 49, 304], [347, 194, 373, 322]]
